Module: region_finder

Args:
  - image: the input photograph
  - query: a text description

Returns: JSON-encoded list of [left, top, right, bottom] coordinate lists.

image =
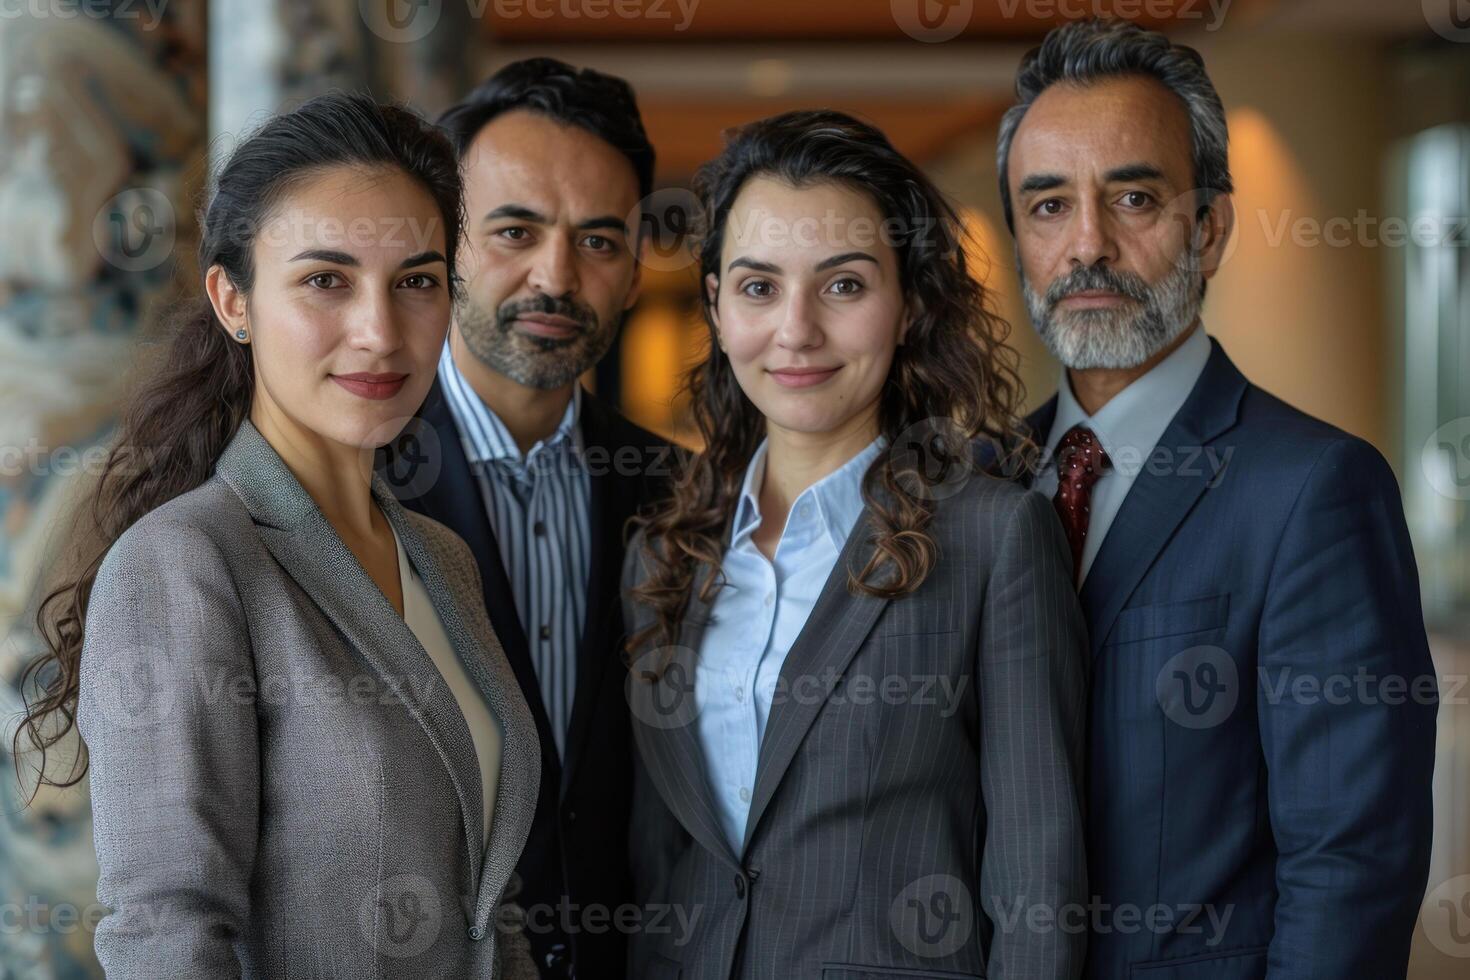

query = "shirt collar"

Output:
[[1044, 323, 1211, 476], [437, 339, 583, 466], [731, 435, 886, 551]]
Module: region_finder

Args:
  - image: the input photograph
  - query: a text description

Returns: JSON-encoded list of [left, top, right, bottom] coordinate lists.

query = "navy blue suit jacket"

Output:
[[1024, 338, 1437, 979]]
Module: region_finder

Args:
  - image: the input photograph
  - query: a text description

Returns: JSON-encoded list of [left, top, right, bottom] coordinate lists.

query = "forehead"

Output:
[[723, 176, 893, 261], [1008, 75, 1195, 186], [461, 109, 641, 219], [256, 166, 445, 256]]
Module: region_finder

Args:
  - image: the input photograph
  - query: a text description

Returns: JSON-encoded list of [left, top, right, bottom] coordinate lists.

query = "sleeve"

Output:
[[1258, 438, 1438, 978], [76, 518, 259, 979], [977, 490, 1090, 980]]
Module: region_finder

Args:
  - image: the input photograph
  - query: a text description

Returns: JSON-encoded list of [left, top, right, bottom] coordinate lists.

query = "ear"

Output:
[[704, 272, 723, 350], [898, 296, 921, 346], [205, 265, 249, 343], [1196, 192, 1235, 282]]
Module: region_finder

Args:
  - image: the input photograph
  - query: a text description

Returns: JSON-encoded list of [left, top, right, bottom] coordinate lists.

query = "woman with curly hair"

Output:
[[621, 110, 1089, 979]]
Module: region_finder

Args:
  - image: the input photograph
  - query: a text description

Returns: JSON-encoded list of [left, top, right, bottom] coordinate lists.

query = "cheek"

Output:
[[718, 306, 773, 368], [253, 290, 342, 377]]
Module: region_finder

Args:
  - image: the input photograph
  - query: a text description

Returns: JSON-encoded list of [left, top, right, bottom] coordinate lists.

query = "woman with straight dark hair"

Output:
[[622, 110, 1089, 978], [15, 92, 539, 978]]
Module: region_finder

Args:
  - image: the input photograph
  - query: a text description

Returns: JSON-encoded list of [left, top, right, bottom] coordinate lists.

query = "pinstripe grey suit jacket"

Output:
[[77, 419, 540, 979], [621, 471, 1090, 979]]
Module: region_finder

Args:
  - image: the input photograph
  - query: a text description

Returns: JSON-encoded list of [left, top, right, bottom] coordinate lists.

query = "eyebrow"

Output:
[[727, 251, 879, 274], [484, 204, 630, 236], [1017, 162, 1167, 196], [288, 248, 446, 268]]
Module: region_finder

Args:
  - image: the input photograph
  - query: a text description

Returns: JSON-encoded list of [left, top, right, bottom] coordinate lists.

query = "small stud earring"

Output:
[[235, 329, 247, 340]]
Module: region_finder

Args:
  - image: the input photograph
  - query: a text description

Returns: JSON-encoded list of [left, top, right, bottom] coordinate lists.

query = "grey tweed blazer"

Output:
[[77, 419, 541, 979], [622, 472, 1089, 980]]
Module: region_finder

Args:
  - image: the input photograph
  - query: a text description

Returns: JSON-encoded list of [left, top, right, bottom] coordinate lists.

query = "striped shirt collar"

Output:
[[437, 339, 583, 466]]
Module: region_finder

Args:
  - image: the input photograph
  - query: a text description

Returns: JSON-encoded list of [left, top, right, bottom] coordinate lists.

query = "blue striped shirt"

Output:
[[436, 341, 591, 757]]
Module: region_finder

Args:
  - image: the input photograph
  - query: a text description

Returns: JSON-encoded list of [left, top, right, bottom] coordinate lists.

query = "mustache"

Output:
[[1044, 265, 1152, 309], [495, 294, 597, 334]]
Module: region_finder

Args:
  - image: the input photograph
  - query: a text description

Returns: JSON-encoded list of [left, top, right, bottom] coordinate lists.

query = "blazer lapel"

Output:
[[630, 561, 743, 871], [741, 509, 890, 854], [214, 420, 504, 907], [1079, 339, 1248, 654], [401, 381, 561, 777], [380, 487, 540, 926]]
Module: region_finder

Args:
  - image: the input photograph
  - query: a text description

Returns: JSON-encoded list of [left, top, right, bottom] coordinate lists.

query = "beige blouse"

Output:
[[391, 519, 502, 852]]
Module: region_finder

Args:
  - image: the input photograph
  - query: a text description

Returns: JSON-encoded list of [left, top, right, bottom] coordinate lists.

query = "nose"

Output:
[[527, 234, 580, 298], [346, 285, 406, 356], [772, 287, 823, 352], [1066, 196, 1120, 271]]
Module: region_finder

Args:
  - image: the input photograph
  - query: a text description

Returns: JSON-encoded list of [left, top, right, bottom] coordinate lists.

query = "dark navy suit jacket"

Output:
[[378, 378, 672, 979], [1024, 337, 1437, 979]]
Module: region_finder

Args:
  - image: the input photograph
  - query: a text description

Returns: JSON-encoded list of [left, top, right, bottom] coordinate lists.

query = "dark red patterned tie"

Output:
[[1052, 425, 1110, 584]]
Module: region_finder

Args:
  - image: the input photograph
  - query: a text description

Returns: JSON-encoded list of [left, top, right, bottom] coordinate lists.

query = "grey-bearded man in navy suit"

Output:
[[997, 19, 1437, 980]]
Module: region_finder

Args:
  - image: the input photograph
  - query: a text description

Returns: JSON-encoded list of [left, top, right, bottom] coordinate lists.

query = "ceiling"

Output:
[[472, 0, 1284, 176]]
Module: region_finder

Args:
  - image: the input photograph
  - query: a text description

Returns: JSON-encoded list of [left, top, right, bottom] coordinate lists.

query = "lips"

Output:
[[330, 372, 408, 400], [768, 365, 842, 388], [513, 313, 583, 339], [1057, 290, 1132, 308]]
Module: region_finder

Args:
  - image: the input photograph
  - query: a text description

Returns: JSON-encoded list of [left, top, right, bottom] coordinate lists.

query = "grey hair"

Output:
[[996, 18, 1233, 232]]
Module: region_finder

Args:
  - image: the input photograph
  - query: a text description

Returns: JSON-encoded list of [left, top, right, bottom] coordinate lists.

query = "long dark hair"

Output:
[[627, 109, 1028, 666], [13, 91, 465, 797]]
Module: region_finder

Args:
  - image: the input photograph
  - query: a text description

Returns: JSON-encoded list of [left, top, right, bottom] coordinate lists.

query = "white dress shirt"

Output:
[[695, 435, 886, 854], [392, 518, 503, 854], [1033, 323, 1212, 584]]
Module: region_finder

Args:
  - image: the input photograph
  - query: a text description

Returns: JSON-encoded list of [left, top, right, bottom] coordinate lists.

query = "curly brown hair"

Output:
[[626, 109, 1030, 672]]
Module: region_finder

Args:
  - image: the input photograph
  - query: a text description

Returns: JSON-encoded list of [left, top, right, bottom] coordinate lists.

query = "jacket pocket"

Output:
[[1109, 593, 1229, 646], [822, 963, 982, 979], [1130, 944, 1268, 978]]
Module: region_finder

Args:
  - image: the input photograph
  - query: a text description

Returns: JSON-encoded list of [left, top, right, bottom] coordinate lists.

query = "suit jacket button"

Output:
[[733, 873, 746, 899], [468, 925, 484, 940], [565, 809, 578, 823]]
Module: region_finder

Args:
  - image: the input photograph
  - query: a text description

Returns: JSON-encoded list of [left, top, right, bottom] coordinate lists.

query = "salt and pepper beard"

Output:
[[455, 292, 623, 391], [1020, 242, 1205, 371]]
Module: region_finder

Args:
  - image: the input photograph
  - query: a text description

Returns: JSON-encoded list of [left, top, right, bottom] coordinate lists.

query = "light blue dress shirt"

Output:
[[695, 434, 886, 854], [1033, 323, 1212, 584], [437, 340, 590, 758]]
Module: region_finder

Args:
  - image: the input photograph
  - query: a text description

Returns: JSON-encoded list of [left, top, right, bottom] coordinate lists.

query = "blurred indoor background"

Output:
[[1, 0, 1467, 976]]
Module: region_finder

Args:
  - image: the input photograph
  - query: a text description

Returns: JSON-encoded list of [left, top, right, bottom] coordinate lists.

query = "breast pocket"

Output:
[[1107, 593, 1230, 646]]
